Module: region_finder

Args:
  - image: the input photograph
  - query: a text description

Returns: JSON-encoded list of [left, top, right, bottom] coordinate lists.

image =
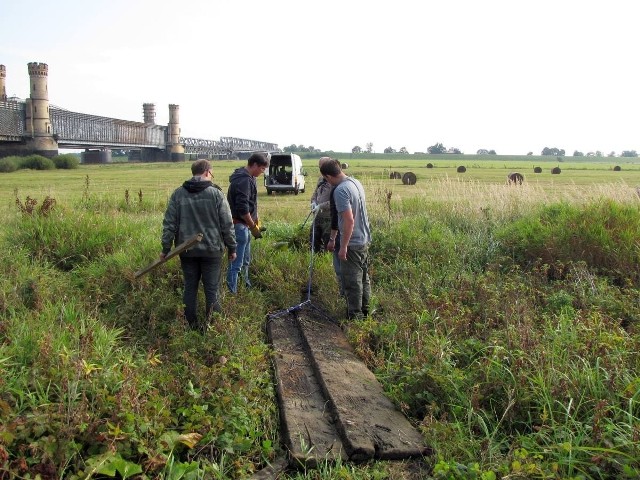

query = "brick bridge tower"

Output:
[[167, 104, 185, 161], [143, 102, 156, 124], [25, 62, 58, 157], [0, 65, 6, 101]]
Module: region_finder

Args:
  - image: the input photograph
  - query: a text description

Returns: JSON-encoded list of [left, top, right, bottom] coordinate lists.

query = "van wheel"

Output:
[[267, 189, 273, 195], [300, 188, 305, 193]]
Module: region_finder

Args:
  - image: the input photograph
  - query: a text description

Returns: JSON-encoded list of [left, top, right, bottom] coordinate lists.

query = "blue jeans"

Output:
[[226, 223, 251, 294], [180, 255, 223, 330]]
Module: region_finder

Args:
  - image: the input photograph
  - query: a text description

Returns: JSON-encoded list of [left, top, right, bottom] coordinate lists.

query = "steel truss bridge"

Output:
[[0, 100, 279, 156]]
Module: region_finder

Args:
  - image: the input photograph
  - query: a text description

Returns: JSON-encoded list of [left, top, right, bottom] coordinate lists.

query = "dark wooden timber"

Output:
[[267, 313, 346, 467], [134, 233, 203, 279], [267, 304, 430, 468]]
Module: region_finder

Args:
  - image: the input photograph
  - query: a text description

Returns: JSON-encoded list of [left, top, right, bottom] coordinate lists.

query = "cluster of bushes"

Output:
[[0, 153, 79, 173]]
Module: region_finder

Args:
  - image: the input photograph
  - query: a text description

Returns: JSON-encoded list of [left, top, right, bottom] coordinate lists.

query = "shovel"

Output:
[[134, 233, 203, 279]]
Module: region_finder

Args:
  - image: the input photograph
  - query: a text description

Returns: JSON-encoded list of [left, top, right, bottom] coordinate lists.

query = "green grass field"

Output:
[[1, 156, 640, 479], [3, 155, 640, 210]]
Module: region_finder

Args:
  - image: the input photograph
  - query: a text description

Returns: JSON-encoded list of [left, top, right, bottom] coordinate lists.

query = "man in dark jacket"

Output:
[[161, 159, 237, 331], [226, 152, 269, 294]]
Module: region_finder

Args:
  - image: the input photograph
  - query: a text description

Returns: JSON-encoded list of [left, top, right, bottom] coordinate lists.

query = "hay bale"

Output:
[[426, 163, 434, 169], [614, 165, 621, 171], [389, 171, 401, 179], [402, 172, 417, 185], [507, 172, 524, 185], [341, 163, 349, 169], [457, 165, 466, 173], [551, 166, 561, 174]]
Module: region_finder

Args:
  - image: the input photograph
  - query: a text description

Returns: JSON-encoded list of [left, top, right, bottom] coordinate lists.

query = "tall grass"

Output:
[[1, 163, 640, 478]]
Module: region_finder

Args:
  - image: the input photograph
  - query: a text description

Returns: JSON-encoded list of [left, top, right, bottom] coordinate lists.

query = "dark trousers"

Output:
[[311, 213, 331, 253], [180, 255, 223, 330]]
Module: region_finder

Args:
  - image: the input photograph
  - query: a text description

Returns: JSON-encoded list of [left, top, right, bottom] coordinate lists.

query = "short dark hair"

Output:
[[319, 158, 342, 177], [191, 159, 211, 176], [247, 152, 270, 167]]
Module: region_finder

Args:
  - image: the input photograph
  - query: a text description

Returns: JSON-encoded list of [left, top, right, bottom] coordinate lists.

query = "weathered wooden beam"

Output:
[[298, 307, 430, 461], [134, 233, 203, 279], [266, 313, 346, 468], [267, 303, 431, 468]]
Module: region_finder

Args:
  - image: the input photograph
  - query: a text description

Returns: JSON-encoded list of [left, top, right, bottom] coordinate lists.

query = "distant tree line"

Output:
[[283, 144, 322, 153], [285, 142, 638, 158]]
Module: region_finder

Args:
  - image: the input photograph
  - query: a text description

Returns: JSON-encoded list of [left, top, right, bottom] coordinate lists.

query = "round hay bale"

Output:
[[551, 166, 561, 174], [613, 165, 621, 171], [426, 163, 434, 169], [507, 172, 524, 185], [389, 171, 402, 179], [341, 163, 349, 169], [534, 166, 542, 173], [457, 165, 467, 173], [402, 172, 417, 185]]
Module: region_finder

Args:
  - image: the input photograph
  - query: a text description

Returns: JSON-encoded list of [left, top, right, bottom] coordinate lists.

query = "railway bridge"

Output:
[[0, 62, 279, 163]]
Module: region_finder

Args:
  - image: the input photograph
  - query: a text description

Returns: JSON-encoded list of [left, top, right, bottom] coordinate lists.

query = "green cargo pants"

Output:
[[339, 243, 371, 320]]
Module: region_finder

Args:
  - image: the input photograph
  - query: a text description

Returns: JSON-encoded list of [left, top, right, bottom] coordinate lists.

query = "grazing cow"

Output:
[[507, 172, 524, 185]]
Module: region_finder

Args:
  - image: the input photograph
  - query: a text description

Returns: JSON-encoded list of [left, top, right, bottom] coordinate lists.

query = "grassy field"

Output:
[[3, 156, 640, 208], [1, 156, 640, 479]]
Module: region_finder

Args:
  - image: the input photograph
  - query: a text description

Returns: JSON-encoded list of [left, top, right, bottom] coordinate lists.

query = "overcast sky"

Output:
[[1, 0, 637, 155]]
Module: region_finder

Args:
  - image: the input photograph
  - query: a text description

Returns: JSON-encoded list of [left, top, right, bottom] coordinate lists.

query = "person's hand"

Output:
[[312, 203, 322, 214], [327, 238, 336, 252], [311, 201, 317, 211], [339, 245, 348, 260], [228, 252, 237, 261], [250, 224, 263, 239], [159, 253, 167, 260]]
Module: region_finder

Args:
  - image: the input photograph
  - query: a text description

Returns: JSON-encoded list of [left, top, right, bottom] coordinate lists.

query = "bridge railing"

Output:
[[0, 101, 25, 140], [50, 107, 167, 148], [219, 136, 279, 153], [180, 136, 225, 155]]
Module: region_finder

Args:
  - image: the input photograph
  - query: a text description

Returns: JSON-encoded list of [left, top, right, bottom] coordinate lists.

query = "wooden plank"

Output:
[[134, 233, 203, 279], [297, 306, 430, 461], [266, 314, 346, 468]]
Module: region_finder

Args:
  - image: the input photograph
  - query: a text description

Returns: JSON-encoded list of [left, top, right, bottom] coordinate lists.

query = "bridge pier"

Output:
[[81, 149, 112, 164], [141, 148, 168, 162]]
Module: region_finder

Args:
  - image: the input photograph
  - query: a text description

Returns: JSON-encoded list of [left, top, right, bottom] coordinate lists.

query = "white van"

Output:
[[264, 153, 306, 195]]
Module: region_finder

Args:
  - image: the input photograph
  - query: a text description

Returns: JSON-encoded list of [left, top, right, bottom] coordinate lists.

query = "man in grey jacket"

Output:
[[161, 159, 237, 331]]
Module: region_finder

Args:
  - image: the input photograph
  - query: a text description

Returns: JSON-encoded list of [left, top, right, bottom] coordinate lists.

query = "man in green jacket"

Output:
[[161, 159, 237, 331]]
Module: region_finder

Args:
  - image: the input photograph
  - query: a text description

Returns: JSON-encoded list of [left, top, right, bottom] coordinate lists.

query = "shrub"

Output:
[[496, 200, 640, 285], [52, 154, 80, 169], [20, 154, 55, 170], [0, 156, 20, 173]]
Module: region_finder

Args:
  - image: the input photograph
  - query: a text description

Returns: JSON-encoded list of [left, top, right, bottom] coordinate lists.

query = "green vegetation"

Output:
[[1, 158, 639, 478], [0, 153, 80, 174]]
